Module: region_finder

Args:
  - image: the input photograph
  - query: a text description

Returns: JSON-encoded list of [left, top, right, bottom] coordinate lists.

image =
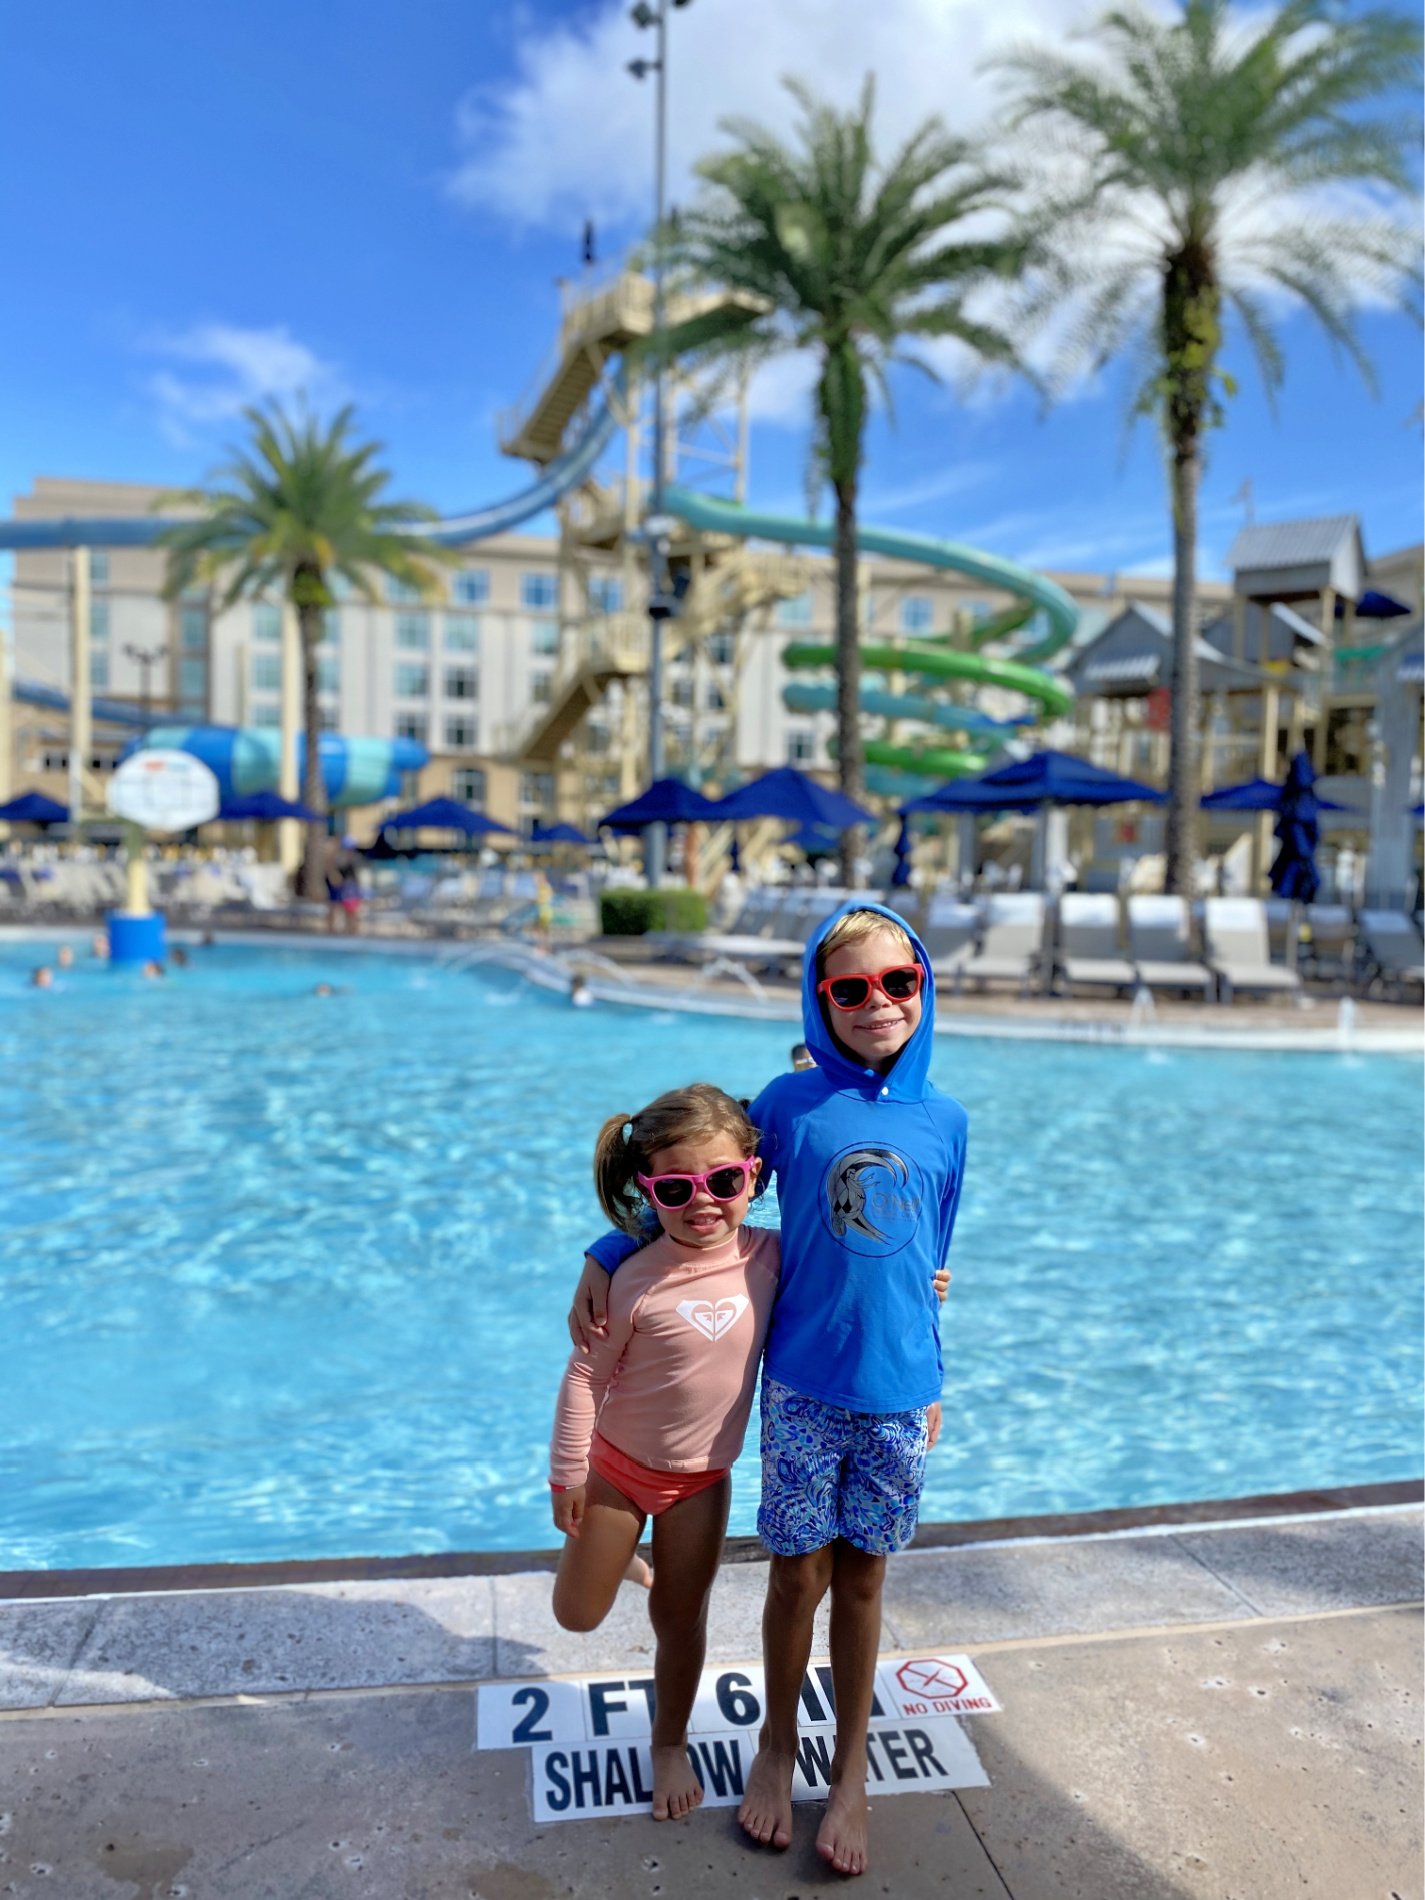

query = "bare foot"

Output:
[[738, 1743, 794, 1849], [623, 1553, 653, 1589], [816, 1774, 869, 1876], [650, 1742, 703, 1821]]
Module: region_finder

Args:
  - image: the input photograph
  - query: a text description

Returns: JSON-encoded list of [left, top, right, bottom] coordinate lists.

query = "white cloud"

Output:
[[140, 323, 346, 444], [449, 0, 1416, 414]]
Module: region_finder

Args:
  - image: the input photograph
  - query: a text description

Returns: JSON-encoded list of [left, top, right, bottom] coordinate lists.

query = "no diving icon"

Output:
[[477, 1654, 998, 1823]]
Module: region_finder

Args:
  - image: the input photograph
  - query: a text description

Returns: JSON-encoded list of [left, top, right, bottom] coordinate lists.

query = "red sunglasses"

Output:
[[637, 1160, 757, 1210], [816, 963, 924, 1013]]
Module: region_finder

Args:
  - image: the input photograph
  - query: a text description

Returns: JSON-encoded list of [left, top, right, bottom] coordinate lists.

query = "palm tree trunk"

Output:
[[298, 599, 328, 901], [833, 475, 862, 889], [1160, 241, 1217, 898], [1164, 444, 1201, 895]]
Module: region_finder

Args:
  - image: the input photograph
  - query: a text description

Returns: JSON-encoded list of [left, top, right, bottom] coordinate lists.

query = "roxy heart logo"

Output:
[[675, 1295, 749, 1342]]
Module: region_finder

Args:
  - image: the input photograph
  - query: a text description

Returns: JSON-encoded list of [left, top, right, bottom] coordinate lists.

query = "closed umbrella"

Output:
[[890, 816, 914, 887], [1269, 750, 1323, 904], [598, 778, 721, 832], [711, 765, 876, 831]]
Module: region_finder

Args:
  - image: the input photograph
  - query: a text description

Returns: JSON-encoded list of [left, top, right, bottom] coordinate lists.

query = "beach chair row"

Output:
[[896, 892, 1424, 1004]]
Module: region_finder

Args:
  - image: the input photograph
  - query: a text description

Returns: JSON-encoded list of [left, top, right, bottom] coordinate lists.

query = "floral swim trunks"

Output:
[[757, 1377, 930, 1557]]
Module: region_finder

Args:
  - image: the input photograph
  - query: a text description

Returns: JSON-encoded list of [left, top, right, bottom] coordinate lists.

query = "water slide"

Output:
[[664, 482, 1076, 785]]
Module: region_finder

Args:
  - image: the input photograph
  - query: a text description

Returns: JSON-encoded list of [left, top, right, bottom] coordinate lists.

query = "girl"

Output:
[[549, 1083, 778, 1824]]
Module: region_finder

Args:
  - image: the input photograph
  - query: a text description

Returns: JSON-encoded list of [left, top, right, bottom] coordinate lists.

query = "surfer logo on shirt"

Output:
[[822, 1144, 922, 1257]]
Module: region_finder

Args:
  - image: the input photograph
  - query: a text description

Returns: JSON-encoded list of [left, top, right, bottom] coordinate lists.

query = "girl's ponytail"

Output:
[[593, 1112, 645, 1235]]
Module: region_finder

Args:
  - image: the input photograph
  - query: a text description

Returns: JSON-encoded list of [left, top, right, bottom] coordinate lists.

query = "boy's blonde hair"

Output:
[[816, 908, 916, 976], [593, 1083, 759, 1235]]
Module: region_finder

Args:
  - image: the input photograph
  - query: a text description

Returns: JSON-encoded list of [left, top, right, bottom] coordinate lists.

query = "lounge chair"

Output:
[[953, 893, 1045, 994], [1301, 904, 1354, 985], [1203, 898, 1303, 1003], [1263, 898, 1296, 967], [1126, 895, 1214, 996], [1357, 910, 1424, 997], [917, 895, 979, 982], [1055, 893, 1138, 996]]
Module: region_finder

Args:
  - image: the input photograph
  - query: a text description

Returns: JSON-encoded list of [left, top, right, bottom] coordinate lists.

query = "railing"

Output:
[[494, 612, 651, 762]]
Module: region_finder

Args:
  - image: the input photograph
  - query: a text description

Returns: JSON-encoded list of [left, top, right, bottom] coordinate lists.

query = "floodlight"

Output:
[[630, 2, 657, 25]]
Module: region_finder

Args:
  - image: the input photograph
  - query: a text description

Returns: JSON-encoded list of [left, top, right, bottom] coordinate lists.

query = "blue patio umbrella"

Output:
[[903, 749, 1164, 815], [890, 815, 914, 887], [530, 821, 592, 847], [710, 765, 876, 831], [382, 796, 513, 837], [1411, 802, 1425, 820], [1269, 750, 1323, 904], [787, 821, 840, 861], [598, 778, 721, 832], [0, 790, 69, 825], [1202, 776, 1356, 814], [218, 790, 323, 823]]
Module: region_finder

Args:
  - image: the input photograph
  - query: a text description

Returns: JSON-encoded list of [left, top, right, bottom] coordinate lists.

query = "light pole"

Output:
[[628, 0, 691, 886], [123, 642, 167, 727]]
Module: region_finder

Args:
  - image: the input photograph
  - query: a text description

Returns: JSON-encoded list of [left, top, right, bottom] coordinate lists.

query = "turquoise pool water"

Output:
[[2, 939, 1420, 1570]]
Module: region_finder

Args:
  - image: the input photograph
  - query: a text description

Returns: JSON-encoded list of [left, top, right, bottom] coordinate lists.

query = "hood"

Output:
[[801, 899, 936, 1102]]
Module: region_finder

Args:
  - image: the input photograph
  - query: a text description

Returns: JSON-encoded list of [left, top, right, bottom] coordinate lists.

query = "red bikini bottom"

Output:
[[589, 1432, 729, 1517]]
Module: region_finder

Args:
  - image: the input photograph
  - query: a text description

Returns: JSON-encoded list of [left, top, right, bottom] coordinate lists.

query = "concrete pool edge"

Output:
[[3, 1477, 1418, 1603], [5, 922, 1421, 1052]]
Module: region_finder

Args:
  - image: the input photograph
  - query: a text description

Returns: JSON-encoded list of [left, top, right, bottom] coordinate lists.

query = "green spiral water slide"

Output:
[[665, 482, 1077, 779]]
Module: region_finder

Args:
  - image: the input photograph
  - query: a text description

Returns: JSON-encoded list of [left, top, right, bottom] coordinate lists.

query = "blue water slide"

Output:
[[0, 384, 622, 554], [118, 725, 427, 807]]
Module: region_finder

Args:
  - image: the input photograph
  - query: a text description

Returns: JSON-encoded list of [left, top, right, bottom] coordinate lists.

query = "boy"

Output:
[[569, 901, 967, 1876]]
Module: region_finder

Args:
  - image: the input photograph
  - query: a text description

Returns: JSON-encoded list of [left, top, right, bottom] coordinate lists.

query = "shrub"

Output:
[[599, 887, 708, 936]]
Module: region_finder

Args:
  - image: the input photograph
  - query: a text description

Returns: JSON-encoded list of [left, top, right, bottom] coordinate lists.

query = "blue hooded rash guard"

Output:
[[586, 900, 968, 1413]]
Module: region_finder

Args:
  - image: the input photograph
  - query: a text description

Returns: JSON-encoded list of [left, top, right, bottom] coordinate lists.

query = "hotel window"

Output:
[[180, 606, 208, 652], [709, 632, 735, 666], [531, 670, 553, 705], [706, 682, 726, 711], [585, 723, 610, 756], [672, 677, 694, 709], [318, 705, 339, 731], [520, 770, 554, 809], [451, 766, 486, 805], [445, 613, 480, 653], [395, 710, 428, 744], [89, 600, 110, 642], [323, 608, 341, 643], [453, 569, 490, 606], [394, 662, 429, 698], [90, 652, 110, 688], [787, 727, 814, 763], [89, 550, 110, 586], [387, 576, 421, 603], [530, 617, 560, 656], [444, 715, 478, 750], [900, 596, 934, 634], [444, 666, 478, 701], [589, 574, 622, 614], [963, 598, 989, 624], [521, 571, 557, 611], [253, 654, 281, 692], [179, 658, 208, 712], [395, 612, 430, 651], [318, 654, 340, 694], [776, 592, 813, 627], [253, 602, 281, 643], [251, 699, 279, 726]]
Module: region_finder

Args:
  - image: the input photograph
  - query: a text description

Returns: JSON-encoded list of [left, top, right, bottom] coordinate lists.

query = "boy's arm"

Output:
[[568, 1228, 651, 1352]]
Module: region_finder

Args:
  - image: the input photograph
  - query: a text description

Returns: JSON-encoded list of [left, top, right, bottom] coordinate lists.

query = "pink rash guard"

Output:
[[549, 1225, 781, 1488]]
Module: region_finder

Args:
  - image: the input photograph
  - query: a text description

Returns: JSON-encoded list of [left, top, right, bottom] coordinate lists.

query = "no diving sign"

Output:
[[477, 1656, 997, 1823]]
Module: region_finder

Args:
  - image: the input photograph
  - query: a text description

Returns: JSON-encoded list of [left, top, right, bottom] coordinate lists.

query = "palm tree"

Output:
[[992, 0, 1420, 893], [159, 403, 456, 899], [649, 79, 1035, 881]]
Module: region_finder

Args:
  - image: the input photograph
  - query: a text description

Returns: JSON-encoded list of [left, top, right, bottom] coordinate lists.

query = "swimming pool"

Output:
[[2, 938, 1420, 1570]]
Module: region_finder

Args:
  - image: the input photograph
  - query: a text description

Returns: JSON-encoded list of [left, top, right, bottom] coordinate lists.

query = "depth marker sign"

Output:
[[478, 1656, 998, 1823]]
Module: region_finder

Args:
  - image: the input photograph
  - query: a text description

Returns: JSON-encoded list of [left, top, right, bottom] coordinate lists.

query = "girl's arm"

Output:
[[550, 1292, 636, 1487]]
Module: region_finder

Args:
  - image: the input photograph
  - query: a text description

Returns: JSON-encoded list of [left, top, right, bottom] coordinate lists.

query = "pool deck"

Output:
[[3, 1490, 1419, 1898]]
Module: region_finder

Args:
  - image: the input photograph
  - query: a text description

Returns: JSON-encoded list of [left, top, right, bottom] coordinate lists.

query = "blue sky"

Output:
[[1, 0, 1420, 583]]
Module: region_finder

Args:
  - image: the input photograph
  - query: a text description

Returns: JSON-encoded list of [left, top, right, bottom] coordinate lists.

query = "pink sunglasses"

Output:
[[637, 1160, 757, 1210]]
